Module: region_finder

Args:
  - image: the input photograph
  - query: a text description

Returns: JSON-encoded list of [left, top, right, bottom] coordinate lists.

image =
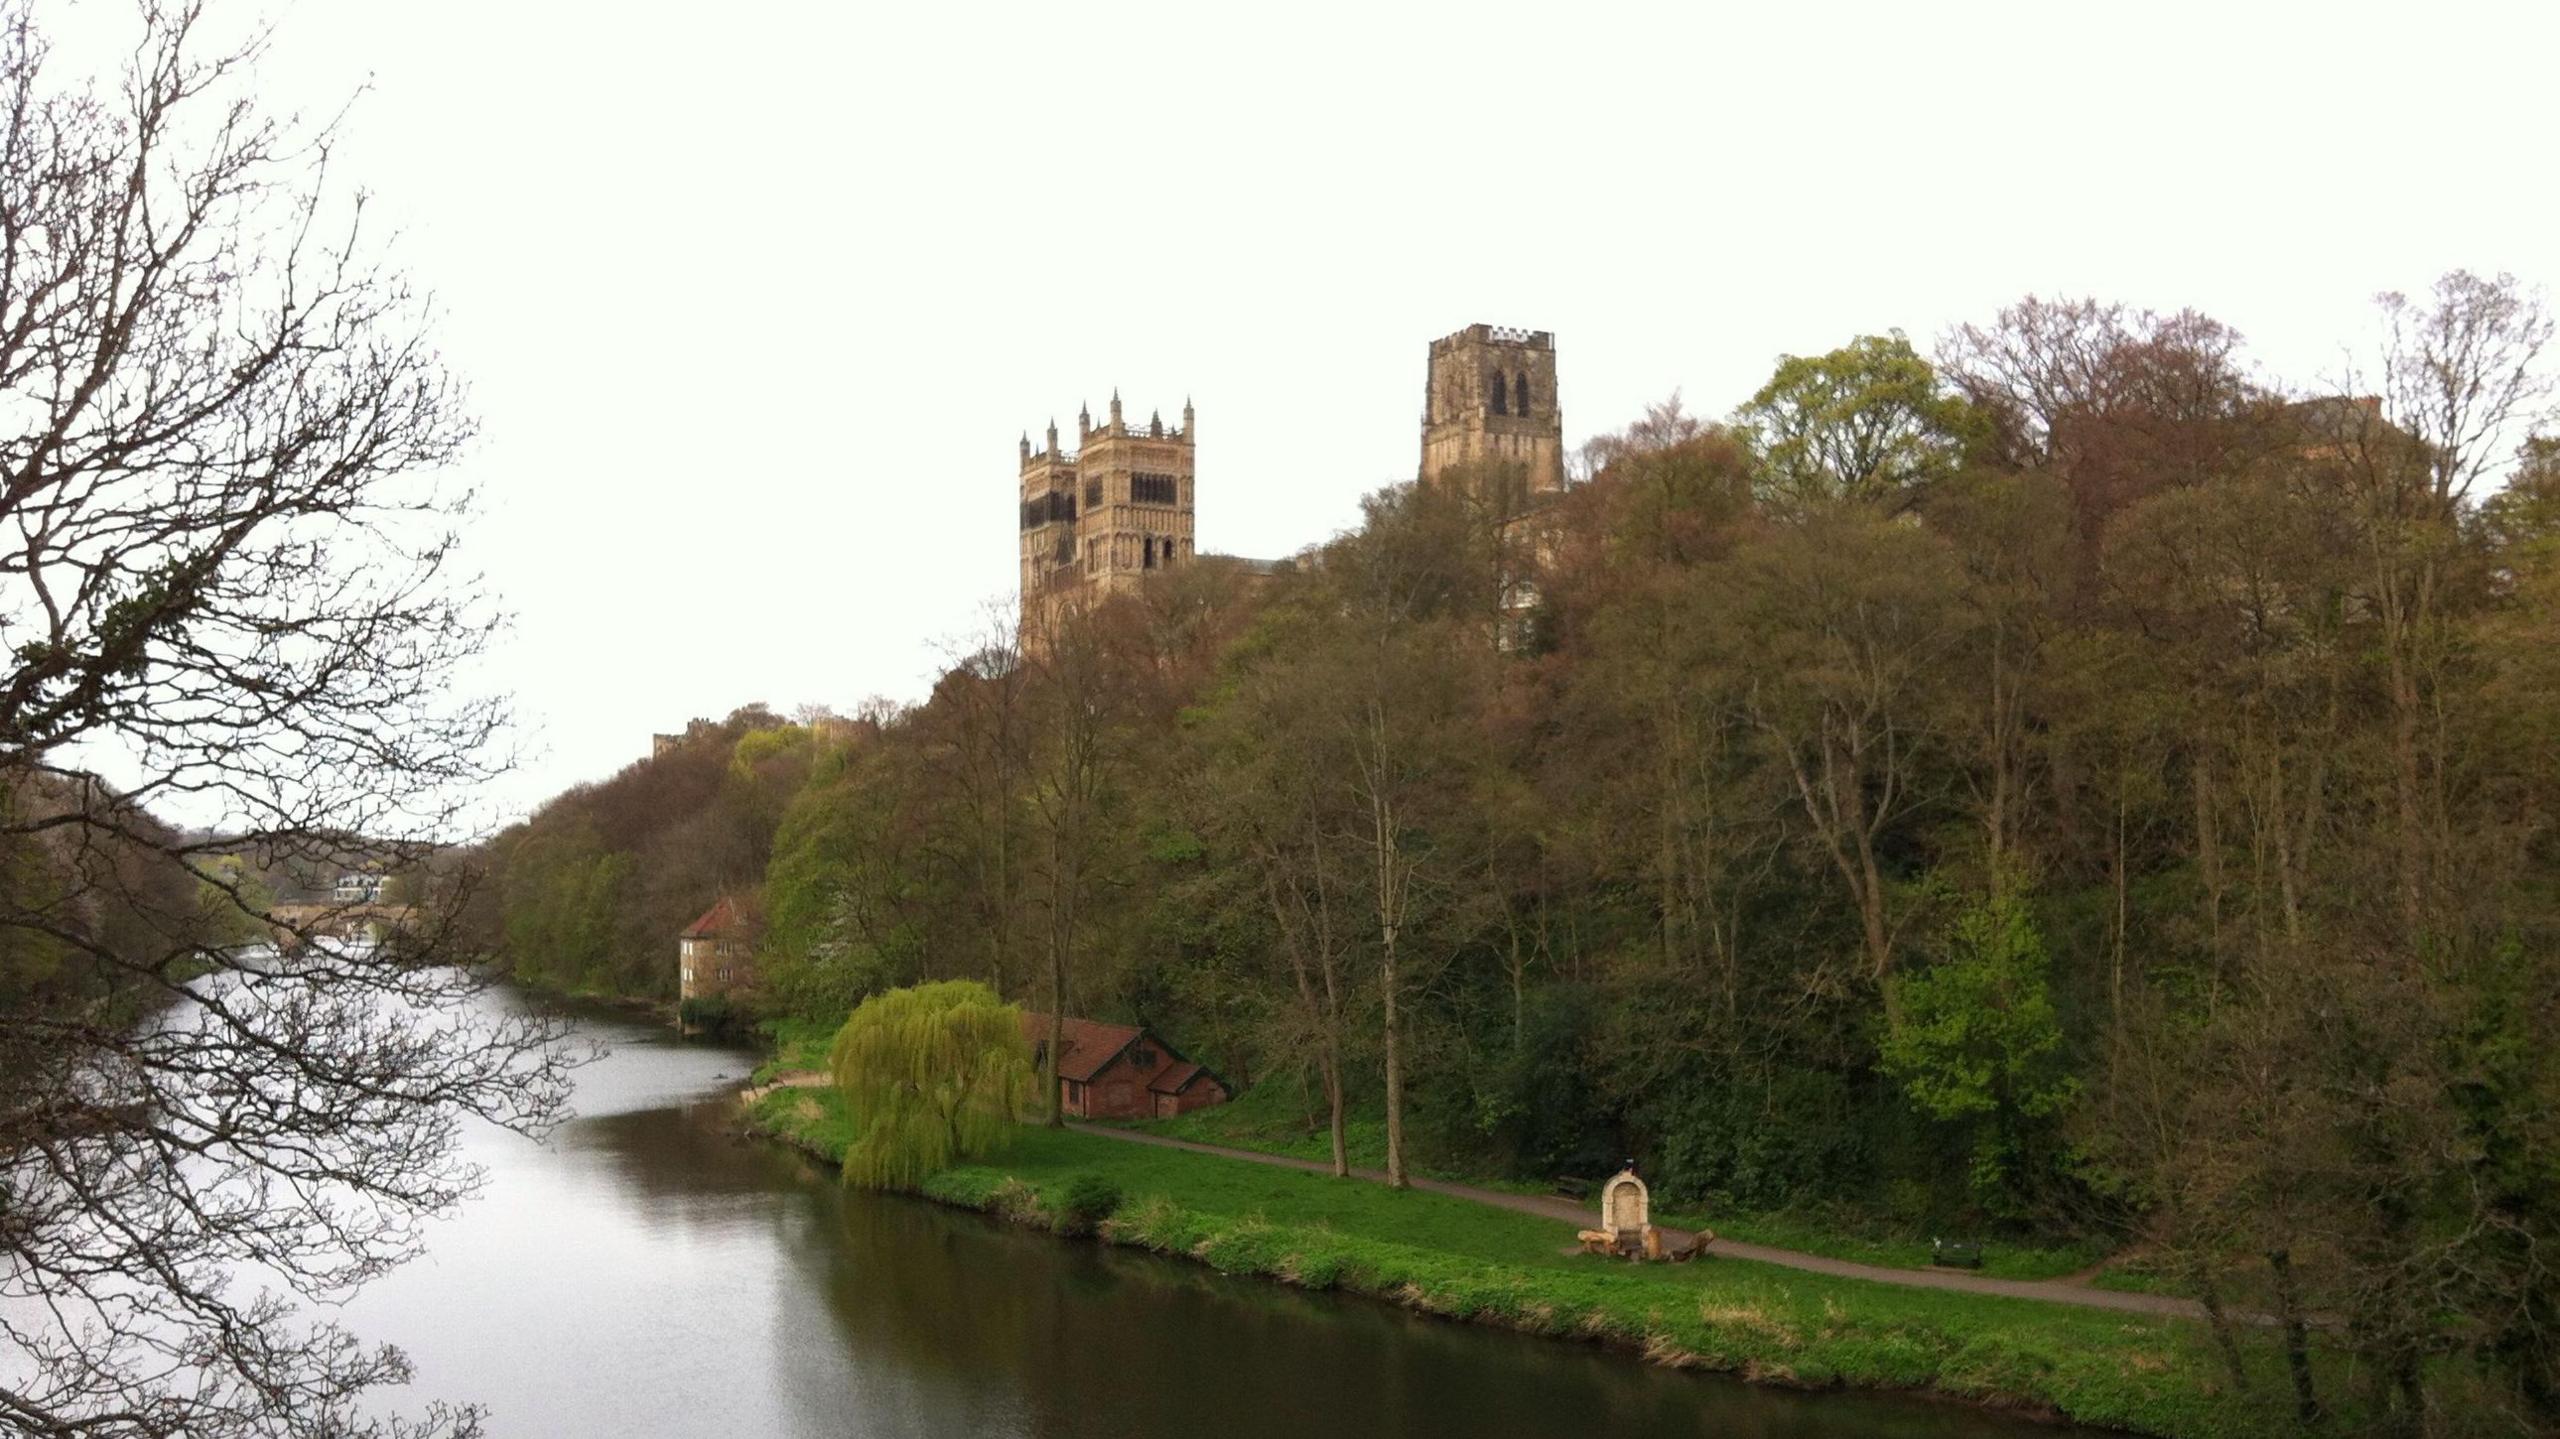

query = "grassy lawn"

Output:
[[1140, 1082, 2106, 1282], [750, 1015, 837, 1085], [748, 1085, 2339, 1438], [1694, 1208, 2107, 1284]]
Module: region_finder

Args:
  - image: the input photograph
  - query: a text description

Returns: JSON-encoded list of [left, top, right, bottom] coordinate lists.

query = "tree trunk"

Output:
[[1322, 1042, 1349, 1178], [1381, 914, 1407, 1188], [2195, 1271, 2252, 1394], [1044, 993, 1063, 1128], [1854, 832, 1899, 1026], [1364, 700, 1411, 1190], [2268, 1248, 2322, 1426]]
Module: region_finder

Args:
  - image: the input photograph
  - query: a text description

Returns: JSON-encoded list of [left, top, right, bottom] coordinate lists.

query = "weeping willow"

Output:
[[829, 979, 1034, 1190]]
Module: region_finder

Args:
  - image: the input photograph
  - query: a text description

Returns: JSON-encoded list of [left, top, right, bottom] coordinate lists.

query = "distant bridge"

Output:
[[266, 902, 420, 947]]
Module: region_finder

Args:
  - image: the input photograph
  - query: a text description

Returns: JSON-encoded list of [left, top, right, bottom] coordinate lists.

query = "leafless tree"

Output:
[[0, 5, 569, 1435]]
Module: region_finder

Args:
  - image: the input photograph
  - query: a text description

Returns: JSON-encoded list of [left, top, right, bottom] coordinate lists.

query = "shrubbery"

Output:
[[1057, 1172, 1124, 1235]]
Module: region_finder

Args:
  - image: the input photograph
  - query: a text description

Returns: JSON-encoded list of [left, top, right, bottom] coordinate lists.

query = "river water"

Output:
[[341, 994, 2110, 1438]]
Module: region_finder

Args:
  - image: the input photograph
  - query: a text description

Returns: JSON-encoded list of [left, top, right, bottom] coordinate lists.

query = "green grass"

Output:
[[1142, 1083, 2105, 1282], [746, 1091, 2349, 1438], [751, 1015, 838, 1085], [1141, 1078, 1396, 1167], [748, 1083, 860, 1159], [1691, 1207, 2107, 1283], [2091, 1263, 2189, 1297]]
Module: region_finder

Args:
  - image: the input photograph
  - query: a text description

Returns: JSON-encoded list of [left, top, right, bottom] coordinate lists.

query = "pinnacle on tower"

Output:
[[1182, 396, 1194, 439], [1019, 431, 1031, 461], [1079, 402, 1092, 439], [1109, 389, 1123, 431], [1046, 417, 1059, 452]]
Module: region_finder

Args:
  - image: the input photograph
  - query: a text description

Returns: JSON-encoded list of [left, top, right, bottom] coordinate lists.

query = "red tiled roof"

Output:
[[1147, 1060, 1206, 1096], [1018, 1011, 1144, 1083], [680, 896, 743, 939]]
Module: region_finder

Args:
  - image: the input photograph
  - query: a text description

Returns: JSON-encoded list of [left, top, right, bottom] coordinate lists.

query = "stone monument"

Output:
[[1600, 1166, 1649, 1250]]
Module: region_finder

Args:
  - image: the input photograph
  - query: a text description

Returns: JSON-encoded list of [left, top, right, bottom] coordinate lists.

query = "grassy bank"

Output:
[[745, 1086, 2332, 1438], [1138, 1083, 2107, 1282]]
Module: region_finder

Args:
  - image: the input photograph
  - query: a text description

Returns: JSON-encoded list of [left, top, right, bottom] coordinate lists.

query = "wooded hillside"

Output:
[[481, 276, 2560, 1428]]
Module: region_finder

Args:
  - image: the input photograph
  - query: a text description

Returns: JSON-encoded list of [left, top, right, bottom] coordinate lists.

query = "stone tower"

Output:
[[1420, 324, 1563, 495], [1018, 392, 1196, 640]]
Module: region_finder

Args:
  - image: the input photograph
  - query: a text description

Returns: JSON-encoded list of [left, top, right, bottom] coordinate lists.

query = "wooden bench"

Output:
[[1931, 1238, 1984, 1270]]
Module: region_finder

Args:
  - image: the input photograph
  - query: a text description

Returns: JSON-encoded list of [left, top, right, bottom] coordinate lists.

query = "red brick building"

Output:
[[1020, 1012, 1229, 1120]]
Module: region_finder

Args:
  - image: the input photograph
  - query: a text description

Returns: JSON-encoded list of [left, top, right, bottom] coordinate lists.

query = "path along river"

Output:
[[338, 990, 2117, 1439]]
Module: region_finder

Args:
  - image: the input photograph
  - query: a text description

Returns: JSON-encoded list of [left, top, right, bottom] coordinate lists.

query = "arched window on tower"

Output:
[[1487, 370, 1508, 416], [1515, 373, 1531, 415]]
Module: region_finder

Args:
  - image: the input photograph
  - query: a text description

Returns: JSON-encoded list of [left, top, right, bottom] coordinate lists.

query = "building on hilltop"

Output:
[[651, 717, 718, 758], [1422, 323, 1567, 648], [1421, 324, 1564, 495], [1017, 392, 1196, 641], [1007, 324, 1561, 646], [1019, 1010, 1230, 1120], [332, 870, 386, 904]]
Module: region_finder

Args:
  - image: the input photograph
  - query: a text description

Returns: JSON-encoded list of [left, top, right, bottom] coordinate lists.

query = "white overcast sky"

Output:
[[106, 0, 2557, 820]]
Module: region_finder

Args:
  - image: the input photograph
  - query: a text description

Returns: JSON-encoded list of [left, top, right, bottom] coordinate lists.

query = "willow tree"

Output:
[[829, 980, 1033, 1190]]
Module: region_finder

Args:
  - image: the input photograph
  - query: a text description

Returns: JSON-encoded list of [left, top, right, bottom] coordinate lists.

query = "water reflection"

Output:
[[345, 997, 2107, 1439]]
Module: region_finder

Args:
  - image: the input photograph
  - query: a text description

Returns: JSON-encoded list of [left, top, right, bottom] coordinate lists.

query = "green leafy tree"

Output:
[[1881, 887, 2076, 1217], [1736, 332, 1979, 514], [829, 980, 1034, 1190]]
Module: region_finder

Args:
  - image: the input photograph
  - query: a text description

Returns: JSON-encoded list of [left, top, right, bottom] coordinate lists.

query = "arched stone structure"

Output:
[[1600, 1167, 1648, 1245]]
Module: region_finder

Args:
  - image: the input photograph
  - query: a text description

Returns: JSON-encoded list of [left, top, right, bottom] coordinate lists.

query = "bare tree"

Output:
[[2316, 271, 2556, 933], [0, 5, 568, 1435], [1019, 594, 1141, 1127]]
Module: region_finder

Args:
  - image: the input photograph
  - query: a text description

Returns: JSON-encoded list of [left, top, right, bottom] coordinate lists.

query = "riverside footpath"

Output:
[[1066, 1123, 2206, 1322]]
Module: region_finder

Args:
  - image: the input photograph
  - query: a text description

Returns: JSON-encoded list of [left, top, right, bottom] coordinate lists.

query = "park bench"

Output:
[[1931, 1238, 1984, 1270]]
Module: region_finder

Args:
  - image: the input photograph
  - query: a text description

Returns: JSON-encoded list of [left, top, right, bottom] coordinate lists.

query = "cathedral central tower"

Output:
[[1420, 324, 1563, 495]]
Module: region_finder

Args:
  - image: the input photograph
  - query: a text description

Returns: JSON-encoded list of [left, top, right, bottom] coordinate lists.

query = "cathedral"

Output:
[[1015, 323, 1560, 638]]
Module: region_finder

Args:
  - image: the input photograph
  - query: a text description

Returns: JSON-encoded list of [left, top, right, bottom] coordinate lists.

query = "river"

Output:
[[340, 992, 2112, 1438]]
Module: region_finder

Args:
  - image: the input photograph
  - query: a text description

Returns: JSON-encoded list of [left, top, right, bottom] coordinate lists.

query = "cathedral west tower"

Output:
[[1017, 392, 1195, 641]]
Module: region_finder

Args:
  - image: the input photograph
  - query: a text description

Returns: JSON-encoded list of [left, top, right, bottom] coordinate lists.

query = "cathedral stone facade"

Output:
[[1012, 324, 1557, 639], [1420, 324, 1565, 495], [1017, 392, 1195, 640]]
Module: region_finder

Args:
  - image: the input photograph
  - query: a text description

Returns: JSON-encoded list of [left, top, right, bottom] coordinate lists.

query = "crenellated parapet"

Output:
[[1421, 321, 1564, 496], [1429, 322, 1554, 355]]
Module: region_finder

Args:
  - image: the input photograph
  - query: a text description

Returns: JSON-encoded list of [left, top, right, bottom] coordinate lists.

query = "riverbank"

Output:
[[1138, 1084, 2123, 1285], [742, 1085, 2309, 1439]]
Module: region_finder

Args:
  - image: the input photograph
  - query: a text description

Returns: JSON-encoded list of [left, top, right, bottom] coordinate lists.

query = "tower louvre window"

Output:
[[1488, 370, 1508, 416], [1084, 477, 1103, 508], [1131, 472, 1178, 506], [1515, 373, 1530, 415]]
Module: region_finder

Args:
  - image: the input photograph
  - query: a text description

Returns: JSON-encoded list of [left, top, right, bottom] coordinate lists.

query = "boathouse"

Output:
[[1019, 1012, 1229, 1120]]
